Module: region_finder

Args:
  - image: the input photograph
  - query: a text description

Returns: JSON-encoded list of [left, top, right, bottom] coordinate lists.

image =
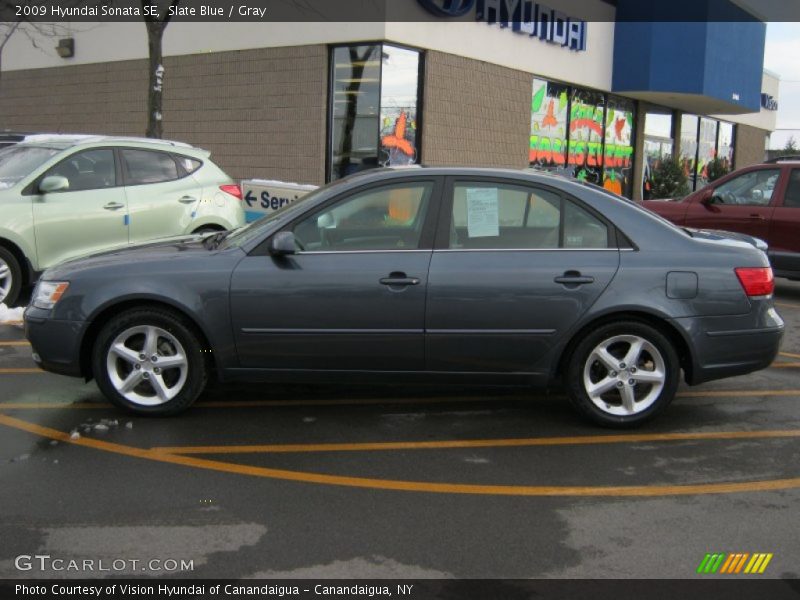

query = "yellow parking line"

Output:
[[2, 412, 800, 497], [676, 389, 800, 398], [0, 341, 29, 347], [780, 352, 800, 359], [151, 428, 800, 455], [771, 362, 800, 368], [0, 368, 42, 374]]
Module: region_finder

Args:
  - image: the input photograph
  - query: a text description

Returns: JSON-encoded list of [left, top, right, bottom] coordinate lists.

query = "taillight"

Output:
[[219, 184, 242, 200], [735, 267, 774, 297]]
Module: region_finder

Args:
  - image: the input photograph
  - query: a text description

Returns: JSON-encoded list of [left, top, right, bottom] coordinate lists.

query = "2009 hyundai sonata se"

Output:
[[24, 167, 784, 426]]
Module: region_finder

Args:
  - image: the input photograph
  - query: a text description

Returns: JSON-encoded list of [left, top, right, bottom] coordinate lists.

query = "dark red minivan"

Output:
[[643, 158, 800, 280]]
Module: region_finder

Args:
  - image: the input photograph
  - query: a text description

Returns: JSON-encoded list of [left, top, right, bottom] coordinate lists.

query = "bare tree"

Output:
[[141, 0, 180, 138], [0, 20, 71, 94]]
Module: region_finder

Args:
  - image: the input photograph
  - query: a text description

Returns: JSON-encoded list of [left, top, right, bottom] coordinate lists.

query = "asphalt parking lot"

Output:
[[1, 282, 799, 581]]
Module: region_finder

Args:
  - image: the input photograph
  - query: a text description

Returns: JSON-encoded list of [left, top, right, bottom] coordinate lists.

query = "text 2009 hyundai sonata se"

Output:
[[24, 168, 784, 426]]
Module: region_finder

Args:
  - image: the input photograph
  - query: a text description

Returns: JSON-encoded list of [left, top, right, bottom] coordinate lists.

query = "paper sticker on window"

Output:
[[466, 187, 499, 238]]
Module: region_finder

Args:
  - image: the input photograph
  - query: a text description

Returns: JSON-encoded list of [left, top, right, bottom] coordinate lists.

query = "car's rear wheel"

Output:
[[565, 321, 680, 427], [0, 247, 22, 307], [92, 308, 208, 415]]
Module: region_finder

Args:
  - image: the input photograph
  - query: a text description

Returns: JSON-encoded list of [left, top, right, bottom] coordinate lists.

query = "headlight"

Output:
[[32, 281, 70, 310]]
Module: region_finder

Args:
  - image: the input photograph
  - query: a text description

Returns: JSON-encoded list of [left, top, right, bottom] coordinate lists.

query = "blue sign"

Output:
[[417, 0, 476, 17], [417, 0, 586, 51]]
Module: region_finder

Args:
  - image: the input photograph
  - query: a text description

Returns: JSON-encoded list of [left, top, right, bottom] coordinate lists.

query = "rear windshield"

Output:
[[0, 145, 61, 189]]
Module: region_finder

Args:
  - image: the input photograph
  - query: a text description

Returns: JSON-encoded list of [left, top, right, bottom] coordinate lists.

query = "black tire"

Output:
[[0, 246, 22, 307], [565, 320, 680, 428], [192, 225, 224, 235], [92, 307, 208, 415]]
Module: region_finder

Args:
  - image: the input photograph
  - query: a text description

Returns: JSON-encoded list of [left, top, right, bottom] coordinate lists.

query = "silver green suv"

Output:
[[0, 135, 245, 305]]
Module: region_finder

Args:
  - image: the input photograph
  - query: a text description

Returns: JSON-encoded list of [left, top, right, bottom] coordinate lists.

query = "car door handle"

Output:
[[178, 196, 197, 204], [554, 271, 595, 285], [103, 202, 125, 211], [748, 214, 766, 221], [380, 274, 420, 286]]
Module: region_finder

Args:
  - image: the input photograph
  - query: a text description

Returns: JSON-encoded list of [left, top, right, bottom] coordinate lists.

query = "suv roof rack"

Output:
[[81, 136, 194, 148], [765, 155, 800, 163]]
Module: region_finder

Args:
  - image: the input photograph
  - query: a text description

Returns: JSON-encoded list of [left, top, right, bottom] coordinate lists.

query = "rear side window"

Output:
[[122, 149, 179, 185], [784, 170, 800, 208], [175, 155, 202, 174], [449, 182, 610, 249]]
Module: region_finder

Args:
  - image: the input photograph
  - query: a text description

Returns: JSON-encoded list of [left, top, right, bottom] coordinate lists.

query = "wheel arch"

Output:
[[553, 310, 694, 385], [79, 298, 217, 380], [0, 236, 35, 286]]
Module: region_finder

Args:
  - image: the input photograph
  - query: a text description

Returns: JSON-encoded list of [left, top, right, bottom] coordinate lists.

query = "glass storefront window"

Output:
[[642, 109, 673, 200], [568, 87, 605, 186], [529, 78, 570, 170], [697, 117, 718, 189], [329, 44, 422, 181], [379, 46, 420, 169], [718, 121, 735, 169], [680, 114, 699, 191], [603, 96, 635, 198]]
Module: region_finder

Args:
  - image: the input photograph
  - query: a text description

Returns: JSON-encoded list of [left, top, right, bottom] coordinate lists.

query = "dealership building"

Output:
[[0, 0, 780, 199]]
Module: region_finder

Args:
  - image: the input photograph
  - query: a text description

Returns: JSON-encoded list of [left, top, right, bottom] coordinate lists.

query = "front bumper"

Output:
[[24, 307, 86, 378], [675, 307, 784, 385]]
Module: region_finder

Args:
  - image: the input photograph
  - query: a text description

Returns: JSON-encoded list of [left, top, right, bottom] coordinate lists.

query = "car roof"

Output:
[[10, 134, 209, 156]]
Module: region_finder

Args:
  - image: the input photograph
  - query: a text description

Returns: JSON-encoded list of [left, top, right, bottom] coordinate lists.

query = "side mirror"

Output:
[[39, 175, 70, 194], [269, 231, 296, 256]]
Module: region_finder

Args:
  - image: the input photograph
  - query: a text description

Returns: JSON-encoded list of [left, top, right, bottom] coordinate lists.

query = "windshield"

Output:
[[220, 185, 329, 249], [0, 145, 61, 189]]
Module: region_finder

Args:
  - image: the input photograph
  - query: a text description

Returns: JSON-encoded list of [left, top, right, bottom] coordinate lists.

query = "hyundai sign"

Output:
[[418, 0, 587, 51]]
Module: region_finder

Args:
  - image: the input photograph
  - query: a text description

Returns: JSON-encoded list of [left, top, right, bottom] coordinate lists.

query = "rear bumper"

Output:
[[675, 308, 784, 385], [24, 308, 86, 378]]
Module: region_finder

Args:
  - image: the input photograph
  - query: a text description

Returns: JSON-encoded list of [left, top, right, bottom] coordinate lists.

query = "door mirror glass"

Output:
[[270, 231, 296, 256], [39, 175, 69, 193]]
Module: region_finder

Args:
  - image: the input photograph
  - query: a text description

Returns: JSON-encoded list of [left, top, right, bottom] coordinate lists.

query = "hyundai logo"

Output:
[[417, 0, 476, 17]]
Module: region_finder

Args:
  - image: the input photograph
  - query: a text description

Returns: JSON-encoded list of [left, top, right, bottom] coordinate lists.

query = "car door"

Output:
[[769, 167, 800, 275], [425, 178, 620, 374], [32, 147, 129, 269], [230, 178, 442, 371], [121, 148, 204, 243], [683, 167, 780, 240]]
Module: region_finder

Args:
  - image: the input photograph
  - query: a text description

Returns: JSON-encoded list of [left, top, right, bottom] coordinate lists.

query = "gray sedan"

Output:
[[24, 168, 784, 426]]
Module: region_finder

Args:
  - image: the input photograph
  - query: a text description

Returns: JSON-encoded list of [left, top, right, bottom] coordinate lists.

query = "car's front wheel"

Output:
[[565, 321, 680, 427], [92, 308, 208, 415], [0, 247, 22, 307]]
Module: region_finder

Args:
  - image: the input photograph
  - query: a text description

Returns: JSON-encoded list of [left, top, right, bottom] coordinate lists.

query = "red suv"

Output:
[[643, 158, 800, 280]]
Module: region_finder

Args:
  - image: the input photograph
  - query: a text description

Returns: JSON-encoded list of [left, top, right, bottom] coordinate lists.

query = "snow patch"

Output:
[[0, 304, 24, 325]]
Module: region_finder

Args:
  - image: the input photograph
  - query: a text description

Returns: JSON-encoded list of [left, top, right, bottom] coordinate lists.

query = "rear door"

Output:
[[32, 147, 129, 268], [684, 167, 780, 240], [121, 148, 204, 243], [425, 178, 620, 374], [769, 167, 800, 275]]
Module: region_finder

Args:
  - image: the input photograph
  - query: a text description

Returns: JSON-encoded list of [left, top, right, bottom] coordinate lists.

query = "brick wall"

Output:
[[733, 123, 768, 170], [421, 51, 531, 169], [0, 45, 328, 185]]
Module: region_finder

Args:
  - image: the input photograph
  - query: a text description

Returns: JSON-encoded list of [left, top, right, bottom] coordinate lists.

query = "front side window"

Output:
[[292, 182, 433, 251], [449, 183, 608, 250], [713, 169, 780, 206], [122, 149, 179, 185], [43, 148, 116, 192]]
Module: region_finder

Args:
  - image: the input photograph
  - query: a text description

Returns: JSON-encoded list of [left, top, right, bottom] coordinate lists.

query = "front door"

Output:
[[426, 178, 620, 374], [684, 168, 780, 240], [230, 178, 441, 371], [32, 148, 129, 269]]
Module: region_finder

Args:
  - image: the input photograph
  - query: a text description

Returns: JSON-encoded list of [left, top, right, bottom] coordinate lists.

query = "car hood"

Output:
[[686, 228, 768, 253], [42, 234, 216, 279]]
